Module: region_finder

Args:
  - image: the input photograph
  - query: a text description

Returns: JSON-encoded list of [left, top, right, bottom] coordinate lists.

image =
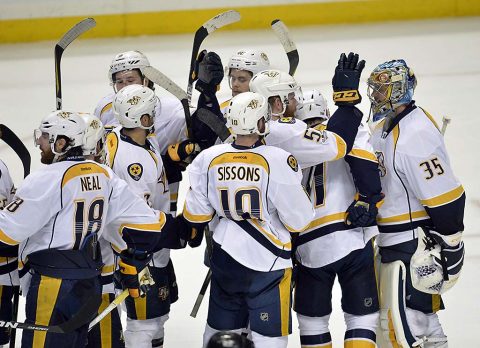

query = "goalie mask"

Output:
[[225, 92, 271, 136], [34, 111, 87, 162], [296, 89, 330, 123], [113, 84, 157, 130], [249, 69, 303, 117], [226, 49, 270, 76], [79, 113, 106, 162], [367, 59, 417, 122], [410, 228, 464, 295]]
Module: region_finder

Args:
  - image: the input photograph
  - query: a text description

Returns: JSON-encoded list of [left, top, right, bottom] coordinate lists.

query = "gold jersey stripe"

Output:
[[100, 102, 112, 116], [377, 210, 428, 224], [251, 220, 292, 249], [119, 212, 166, 235], [332, 133, 347, 161], [170, 193, 178, 200], [279, 268, 292, 336], [344, 339, 376, 348], [420, 185, 464, 208], [101, 264, 115, 274], [209, 152, 270, 173], [33, 276, 62, 347], [61, 162, 110, 188], [98, 294, 113, 347], [420, 107, 440, 131], [0, 228, 19, 245], [348, 148, 378, 163], [183, 205, 214, 223], [306, 212, 347, 230], [220, 99, 231, 109], [134, 295, 147, 320], [147, 149, 158, 167], [106, 132, 119, 168]]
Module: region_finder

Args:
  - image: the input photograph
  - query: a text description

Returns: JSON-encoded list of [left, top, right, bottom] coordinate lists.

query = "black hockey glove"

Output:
[[167, 139, 200, 163], [194, 50, 224, 98], [427, 229, 465, 281], [175, 214, 205, 248], [332, 52, 365, 106], [116, 251, 153, 298], [345, 193, 384, 227]]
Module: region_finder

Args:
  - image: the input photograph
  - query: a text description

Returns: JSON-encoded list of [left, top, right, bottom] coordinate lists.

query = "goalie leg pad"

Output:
[[378, 260, 418, 347]]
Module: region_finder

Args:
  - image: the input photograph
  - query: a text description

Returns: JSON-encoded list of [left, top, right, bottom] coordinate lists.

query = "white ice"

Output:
[[0, 16, 479, 347]]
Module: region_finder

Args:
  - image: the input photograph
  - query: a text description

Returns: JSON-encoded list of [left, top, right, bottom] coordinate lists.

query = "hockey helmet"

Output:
[[113, 84, 157, 130], [367, 59, 417, 122], [78, 113, 105, 160], [227, 49, 270, 76], [296, 88, 330, 122], [109, 50, 150, 84], [225, 92, 271, 136]]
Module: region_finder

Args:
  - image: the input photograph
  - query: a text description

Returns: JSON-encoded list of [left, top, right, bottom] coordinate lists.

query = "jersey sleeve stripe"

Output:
[[183, 206, 214, 223], [332, 133, 347, 161], [61, 163, 110, 188], [220, 99, 231, 109], [106, 132, 119, 168], [419, 107, 440, 132], [348, 149, 378, 163], [377, 210, 429, 224], [420, 185, 465, 208], [100, 102, 112, 116], [306, 212, 347, 231], [119, 212, 166, 235], [0, 228, 19, 245]]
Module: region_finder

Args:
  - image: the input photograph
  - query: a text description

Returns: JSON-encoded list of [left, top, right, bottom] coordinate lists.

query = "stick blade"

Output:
[[271, 19, 299, 76], [57, 18, 96, 50], [197, 108, 231, 142], [203, 10, 241, 34], [143, 66, 188, 101], [0, 124, 31, 178]]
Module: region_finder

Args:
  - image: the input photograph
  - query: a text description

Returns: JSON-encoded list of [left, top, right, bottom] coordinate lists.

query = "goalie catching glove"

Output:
[[116, 251, 155, 298], [332, 52, 365, 106], [410, 227, 465, 294], [345, 193, 384, 227]]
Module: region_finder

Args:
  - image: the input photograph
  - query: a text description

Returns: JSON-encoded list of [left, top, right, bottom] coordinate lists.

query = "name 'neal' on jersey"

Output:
[[80, 175, 102, 191]]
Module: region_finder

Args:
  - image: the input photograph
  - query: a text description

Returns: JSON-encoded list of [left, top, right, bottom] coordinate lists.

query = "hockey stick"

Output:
[[190, 268, 212, 318], [441, 116, 451, 136], [0, 124, 31, 178], [0, 291, 101, 333], [55, 18, 96, 110], [271, 19, 299, 76], [142, 66, 192, 138], [197, 108, 231, 142], [9, 286, 20, 348], [187, 10, 241, 106]]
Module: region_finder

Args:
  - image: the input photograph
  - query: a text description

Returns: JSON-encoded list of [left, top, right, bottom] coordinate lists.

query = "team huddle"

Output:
[[0, 41, 465, 348]]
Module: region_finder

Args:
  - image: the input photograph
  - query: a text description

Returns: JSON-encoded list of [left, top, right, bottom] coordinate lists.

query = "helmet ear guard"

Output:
[[367, 59, 417, 122]]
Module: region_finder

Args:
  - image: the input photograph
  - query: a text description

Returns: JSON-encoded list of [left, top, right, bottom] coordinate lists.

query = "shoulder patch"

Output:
[[128, 163, 143, 181], [278, 117, 296, 124], [287, 155, 298, 172]]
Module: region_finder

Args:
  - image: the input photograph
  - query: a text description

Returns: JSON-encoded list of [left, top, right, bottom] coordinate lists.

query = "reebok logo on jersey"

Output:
[[287, 155, 298, 172], [128, 163, 143, 181]]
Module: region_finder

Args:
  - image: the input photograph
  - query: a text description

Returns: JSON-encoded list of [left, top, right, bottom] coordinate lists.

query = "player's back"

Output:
[[185, 143, 314, 272]]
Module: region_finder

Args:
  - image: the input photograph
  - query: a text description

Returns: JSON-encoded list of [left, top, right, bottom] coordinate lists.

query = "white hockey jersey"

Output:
[[0, 160, 19, 286], [371, 105, 465, 246], [0, 160, 164, 292], [106, 127, 171, 267], [183, 142, 315, 272], [295, 123, 379, 268], [265, 117, 347, 169]]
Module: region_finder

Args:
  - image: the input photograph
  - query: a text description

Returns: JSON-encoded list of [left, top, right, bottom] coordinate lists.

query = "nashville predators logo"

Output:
[[287, 155, 298, 172], [237, 50, 246, 55], [375, 151, 387, 177], [262, 71, 279, 78], [57, 111, 72, 119], [127, 96, 141, 105], [247, 99, 259, 109], [89, 119, 101, 129], [260, 52, 268, 61], [128, 163, 143, 181], [158, 286, 169, 301]]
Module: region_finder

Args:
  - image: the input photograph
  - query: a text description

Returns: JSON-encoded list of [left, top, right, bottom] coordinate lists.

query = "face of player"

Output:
[[114, 70, 144, 92], [229, 69, 253, 97], [35, 131, 55, 164], [284, 92, 298, 117]]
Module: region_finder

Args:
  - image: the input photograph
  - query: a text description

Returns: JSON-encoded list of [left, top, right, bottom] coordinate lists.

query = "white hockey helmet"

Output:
[[113, 84, 157, 130], [227, 49, 270, 76], [249, 69, 302, 114], [225, 92, 270, 136], [108, 50, 150, 84], [296, 89, 330, 122], [34, 111, 87, 159], [78, 113, 105, 158]]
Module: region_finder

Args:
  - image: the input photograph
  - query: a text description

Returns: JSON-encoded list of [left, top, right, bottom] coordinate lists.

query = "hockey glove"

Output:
[[117, 251, 153, 298], [332, 52, 365, 106], [345, 193, 384, 227], [175, 214, 205, 248], [167, 140, 200, 163], [194, 50, 224, 98]]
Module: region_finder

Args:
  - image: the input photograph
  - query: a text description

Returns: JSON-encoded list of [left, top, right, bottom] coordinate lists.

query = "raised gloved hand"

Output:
[[332, 52, 365, 106], [116, 251, 154, 298], [345, 193, 384, 227], [167, 139, 200, 163], [194, 50, 224, 97]]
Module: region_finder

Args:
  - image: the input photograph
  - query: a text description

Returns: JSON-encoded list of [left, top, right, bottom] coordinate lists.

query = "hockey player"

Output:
[[106, 84, 181, 348], [183, 91, 315, 348], [293, 89, 383, 348], [367, 60, 465, 347], [0, 111, 191, 347], [79, 113, 125, 348], [0, 159, 19, 346], [249, 52, 366, 170]]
